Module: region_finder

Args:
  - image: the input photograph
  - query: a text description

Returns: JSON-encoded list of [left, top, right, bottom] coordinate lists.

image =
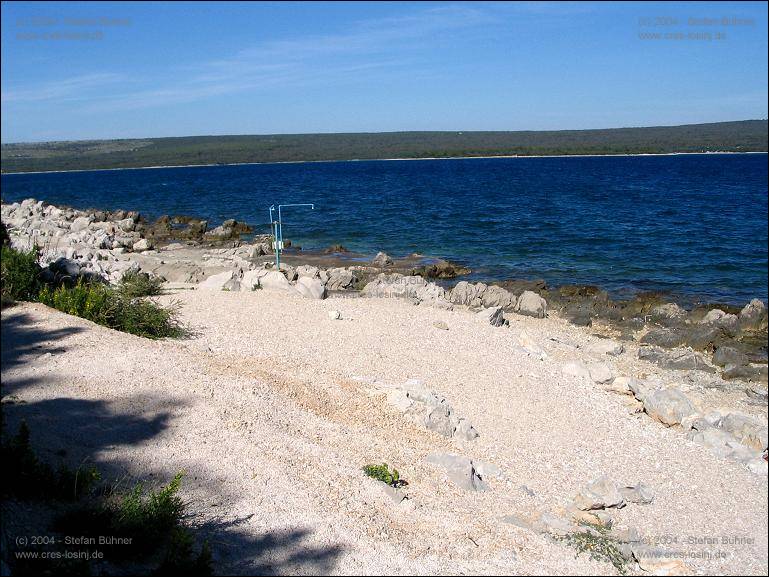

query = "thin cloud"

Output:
[[5, 4, 494, 113], [1, 72, 127, 103]]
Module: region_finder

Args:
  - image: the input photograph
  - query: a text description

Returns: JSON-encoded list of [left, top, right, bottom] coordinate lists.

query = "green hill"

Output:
[[2, 120, 766, 173]]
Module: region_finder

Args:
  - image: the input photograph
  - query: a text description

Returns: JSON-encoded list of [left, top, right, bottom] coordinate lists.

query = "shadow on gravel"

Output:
[[199, 516, 346, 575], [1, 308, 347, 575], [1, 309, 85, 375]]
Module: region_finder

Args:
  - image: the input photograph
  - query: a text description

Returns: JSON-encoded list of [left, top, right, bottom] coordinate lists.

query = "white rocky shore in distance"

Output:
[[2, 197, 768, 574]]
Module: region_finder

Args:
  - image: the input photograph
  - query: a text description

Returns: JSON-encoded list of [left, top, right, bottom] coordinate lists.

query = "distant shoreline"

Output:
[[1, 150, 766, 176]]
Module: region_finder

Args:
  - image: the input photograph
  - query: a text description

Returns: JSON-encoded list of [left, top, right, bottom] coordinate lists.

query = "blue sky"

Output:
[[1, 1, 767, 142]]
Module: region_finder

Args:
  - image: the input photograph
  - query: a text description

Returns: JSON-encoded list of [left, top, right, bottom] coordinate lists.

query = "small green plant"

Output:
[[114, 472, 186, 542], [251, 282, 262, 291], [117, 270, 165, 298], [1, 421, 101, 501], [558, 522, 629, 575], [54, 471, 211, 571], [363, 463, 405, 487], [39, 279, 186, 339], [1, 244, 42, 304]]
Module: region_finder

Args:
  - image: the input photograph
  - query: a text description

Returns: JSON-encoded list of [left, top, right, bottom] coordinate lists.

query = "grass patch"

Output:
[[1, 421, 101, 501], [1, 244, 42, 304], [558, 522, 629, 575], [363, 463, 405, 487], [117, 270, 165, 298], [38, 279, 186, 339]]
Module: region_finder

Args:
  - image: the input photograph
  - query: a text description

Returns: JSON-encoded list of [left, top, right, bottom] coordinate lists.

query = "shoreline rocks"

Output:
[[2, 197, 765, 388]]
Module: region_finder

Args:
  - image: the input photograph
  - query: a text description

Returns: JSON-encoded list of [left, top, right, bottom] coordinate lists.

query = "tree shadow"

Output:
[[197, 516, 345, 575], [2, 308, 347, 575], [1, 309, 85, 378]]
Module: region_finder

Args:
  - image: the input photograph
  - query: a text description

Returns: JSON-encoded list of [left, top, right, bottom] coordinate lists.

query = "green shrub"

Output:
[[38, 280, 186, 339], [54, 472, 211, 573], [117, 270, 165, 298], [1, 421, 101, 501], [558, 522, 629, 575], [1, 245, 42, 304], [363, 463, 404, 487], [116, 472, 186, 541]]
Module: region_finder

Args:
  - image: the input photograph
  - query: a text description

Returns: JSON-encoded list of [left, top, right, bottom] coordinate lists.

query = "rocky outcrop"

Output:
[[425, 452, 489, 492], [638, 346, 716, 373], [371, 251, 393, 267], [642, 388, 696, 426], [374, 379, 479, 442], [294, 276, 326, 300], [740, 299, 768, 331], [515, 290, 547, 318]]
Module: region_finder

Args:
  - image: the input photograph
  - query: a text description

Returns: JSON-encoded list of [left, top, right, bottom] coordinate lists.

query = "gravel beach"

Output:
[[2, 285, 767, 575]]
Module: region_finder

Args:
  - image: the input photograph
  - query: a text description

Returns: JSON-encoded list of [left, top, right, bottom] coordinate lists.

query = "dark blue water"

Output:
[[2, 154, 767, 305]]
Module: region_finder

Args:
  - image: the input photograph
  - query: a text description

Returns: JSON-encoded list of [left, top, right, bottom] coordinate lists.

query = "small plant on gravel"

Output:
[[558, 522, 629, 575], [117, 270, 165, 298], [363, 463, 405, 487]]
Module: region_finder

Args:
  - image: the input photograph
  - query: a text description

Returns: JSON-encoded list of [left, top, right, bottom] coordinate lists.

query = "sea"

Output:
[[2, 153, 767, 305]]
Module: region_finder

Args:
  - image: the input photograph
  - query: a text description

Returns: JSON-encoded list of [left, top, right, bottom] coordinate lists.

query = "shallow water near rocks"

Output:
[[2, 153, 767, 305]]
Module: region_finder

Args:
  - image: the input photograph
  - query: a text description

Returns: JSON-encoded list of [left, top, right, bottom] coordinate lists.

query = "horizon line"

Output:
[[2, 118, 767, 146]]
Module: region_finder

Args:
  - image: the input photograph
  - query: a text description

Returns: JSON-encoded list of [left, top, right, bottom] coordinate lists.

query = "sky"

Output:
[[1, 1, 767, 142]]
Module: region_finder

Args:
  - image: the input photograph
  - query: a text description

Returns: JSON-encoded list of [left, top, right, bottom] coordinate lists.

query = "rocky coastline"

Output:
[[2, 197, 768, 574], [3, 197, 766, 386]]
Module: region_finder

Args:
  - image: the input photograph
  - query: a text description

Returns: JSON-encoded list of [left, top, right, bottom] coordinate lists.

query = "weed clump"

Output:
[[363, 463, 405, 487], [117, 270, 165, 298], [558, 522, 629, 575], [38, 279, 186, 339]]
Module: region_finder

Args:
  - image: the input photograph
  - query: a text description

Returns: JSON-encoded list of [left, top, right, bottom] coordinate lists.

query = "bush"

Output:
[[1, 421, 101, 501], [559, 522, 629, 574], [363, 463, 405, 487], [54, 472, 212, 573], [1, 245, 42, 304], [38, 280, 186, 339], [118, 270, 165, 298]]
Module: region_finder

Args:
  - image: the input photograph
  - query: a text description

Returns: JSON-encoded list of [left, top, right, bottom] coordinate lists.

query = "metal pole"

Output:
[[268, 205, 279, 269], [269, 203, 314, 271]]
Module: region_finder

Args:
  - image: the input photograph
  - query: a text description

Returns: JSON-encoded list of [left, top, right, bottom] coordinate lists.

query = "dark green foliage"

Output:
[[4, 422, 211, 574], [558, 522, 629, 575], [38, 280, 186, 339], [363, 463, 405, 487], [2, 121, 766, 173], [1, 245, 41, 304], [115, 472, 186, 543], [117, 270, 165, 298], [54, 472, 211, 573], [1, 421, 101, 501], [0, 220, 9, 246]]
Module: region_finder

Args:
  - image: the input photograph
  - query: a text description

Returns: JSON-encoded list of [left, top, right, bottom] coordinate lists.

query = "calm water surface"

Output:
[[2, 154, 767, 305]]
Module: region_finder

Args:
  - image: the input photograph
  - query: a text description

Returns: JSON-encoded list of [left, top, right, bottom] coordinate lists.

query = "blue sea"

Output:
[[2, 154, 767, 305]]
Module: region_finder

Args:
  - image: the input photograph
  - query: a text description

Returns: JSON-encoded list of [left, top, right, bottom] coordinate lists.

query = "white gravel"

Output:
[[1, 288, 767, 575]]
